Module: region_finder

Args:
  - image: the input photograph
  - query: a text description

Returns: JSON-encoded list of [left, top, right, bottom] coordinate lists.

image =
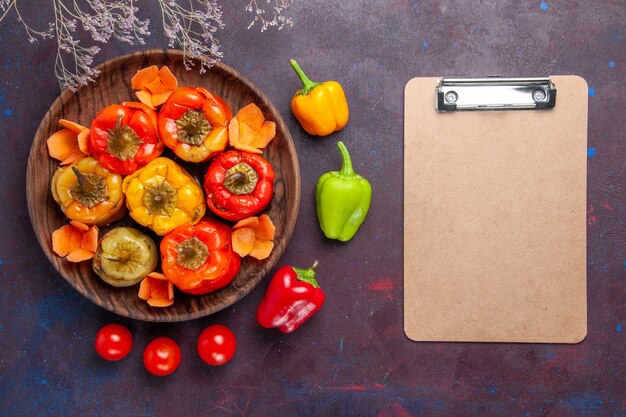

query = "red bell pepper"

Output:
[[90, 102, 162, 175], [256, 260, 325, 333], [204, 150, 275, 222], [160, 219, 241, 295]]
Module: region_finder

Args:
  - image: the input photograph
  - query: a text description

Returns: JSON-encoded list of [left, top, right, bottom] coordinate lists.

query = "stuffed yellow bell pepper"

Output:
[[289, 59, 349, 136], [51, 157, 126, 225], [122, 157, 206, 235]]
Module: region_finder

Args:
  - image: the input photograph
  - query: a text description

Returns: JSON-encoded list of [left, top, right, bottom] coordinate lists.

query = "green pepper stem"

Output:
[[290, 59, 320, 95], [337, 141, 354, 176], [293, 260, 320, 288]]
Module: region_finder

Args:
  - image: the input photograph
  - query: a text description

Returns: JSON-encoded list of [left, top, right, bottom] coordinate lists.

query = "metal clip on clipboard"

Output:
[[436, 77, 557, 111]]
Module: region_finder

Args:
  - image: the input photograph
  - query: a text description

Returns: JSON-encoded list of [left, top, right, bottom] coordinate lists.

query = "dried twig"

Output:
[[0, 0, 53, 42], [52, 0, 101, 91], [53, 0, 151, 90], [246, 0, 294, 31], [157, 0, 224, 73], [70, 0, 150, 45], [0, 0, 296, 91]]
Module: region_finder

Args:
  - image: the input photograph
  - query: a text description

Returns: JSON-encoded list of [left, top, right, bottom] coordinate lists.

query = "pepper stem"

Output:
[[336, 141, 354, 176], [309, 260, 319, 270], [290, 59, 320, 96], [104, 256, 130, 263], [69, 167, 108, 208], [223, 162, 258, 195], [72, 167, 86, 189], [292, 260, 320, 288]]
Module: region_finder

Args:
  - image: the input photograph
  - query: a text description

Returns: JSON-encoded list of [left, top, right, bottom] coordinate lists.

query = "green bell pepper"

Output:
[[316, 141, 372, 242]]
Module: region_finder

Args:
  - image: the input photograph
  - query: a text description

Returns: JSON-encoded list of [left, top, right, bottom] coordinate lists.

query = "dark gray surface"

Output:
[[0, 1, 624, 416]]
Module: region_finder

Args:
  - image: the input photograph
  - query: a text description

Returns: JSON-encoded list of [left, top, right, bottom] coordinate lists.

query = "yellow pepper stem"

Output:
[[290, 59, 321, 95]]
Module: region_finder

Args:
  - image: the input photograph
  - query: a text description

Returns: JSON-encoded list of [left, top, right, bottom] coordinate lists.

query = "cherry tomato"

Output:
[[94, 324, 133, 361], [143, 337, 181, 376], [197, 325, 236, 366]]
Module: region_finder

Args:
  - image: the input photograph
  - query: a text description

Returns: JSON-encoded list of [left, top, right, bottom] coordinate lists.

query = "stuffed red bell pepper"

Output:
[[90, 102, 163, 175], [256, 260, 325, 333], [157, 87, 232, 163], [160, 219, 241, 295], [204, 150, 275, 221]]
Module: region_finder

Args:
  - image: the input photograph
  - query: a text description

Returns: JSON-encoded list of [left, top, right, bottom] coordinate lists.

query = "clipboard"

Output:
[[403, 76, 588, 343]]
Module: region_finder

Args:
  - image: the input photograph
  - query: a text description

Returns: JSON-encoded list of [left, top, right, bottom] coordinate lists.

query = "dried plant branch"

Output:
[[53, 0, 151, 90], [69, 0, 150, 45], [52, 0, 101, 91], [1, 0, 297, 91], [157, 0, 224, 73], [0, 1, 14, 22], [246, 0, 294, 31], [1, 0, 53, 42]]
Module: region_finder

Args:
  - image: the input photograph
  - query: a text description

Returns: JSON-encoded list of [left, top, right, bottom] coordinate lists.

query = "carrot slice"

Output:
[[233, 216, 259, 230], [53, 222, 99, 262], [239, 121, 258, 145], [249, 239, 274, 260], [150, 284, 169, 301], [77, 128, 91, 155], [68, 228, 84, 254], [135, 90, 155, 109], [52, 225, 74, 257], [250, 121, 276, 149], [138, 278, 152, 300], [81, 226, 99, 253], [59, 119, 87, 134], [147, 272, 167, 280], [229, 104, 276, 152], [139, 274, 174, 306], [234, 143, 263, 155], [148, 297, 174, 307], [256, 215, 276, 241], [237, 103, 265, 131], [231, 215, 274, 259], [151, 91, 172, 107], [144, 77, 166, 94], [131, 65, 159, 90], [60, 150, 85, 166], [232, 227, 256, 257], [228, 117, 240, 147], [159, 66, 178, 91], [69, 220, 89, 231], [47, 129, 80, 161], [66, 248, 94, 262]]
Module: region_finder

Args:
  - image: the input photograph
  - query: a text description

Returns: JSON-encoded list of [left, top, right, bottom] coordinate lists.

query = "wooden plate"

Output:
[[26, 50, 300, 322]]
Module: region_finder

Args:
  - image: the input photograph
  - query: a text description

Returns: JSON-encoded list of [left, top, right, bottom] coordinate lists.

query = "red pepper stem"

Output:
[[337, 141, 355, 176], [290, 59, 320, 96], [292, 260, 320, 288]]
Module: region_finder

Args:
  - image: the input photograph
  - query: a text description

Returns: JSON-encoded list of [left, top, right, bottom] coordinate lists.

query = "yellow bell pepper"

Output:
[[122, 157, 206, 235], [51, 157, 126, 226], [289, 59, 349, 136]]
